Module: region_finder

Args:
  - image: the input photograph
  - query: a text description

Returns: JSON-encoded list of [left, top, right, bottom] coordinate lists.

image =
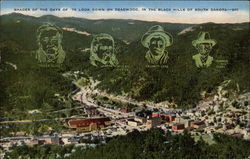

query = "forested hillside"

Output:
[[0, 13, 249, 114], [5, 129, 250, 159]]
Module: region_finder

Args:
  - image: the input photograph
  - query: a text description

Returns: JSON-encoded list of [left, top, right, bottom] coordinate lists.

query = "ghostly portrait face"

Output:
[[36, 24, 66, 67], [39, 28, 60, 55], [141, 25, 173, 65], [95, 39, 113, 60], [90, 33, 118, 67], [197, 43, 212, 56], [149, 37, 166, 56]]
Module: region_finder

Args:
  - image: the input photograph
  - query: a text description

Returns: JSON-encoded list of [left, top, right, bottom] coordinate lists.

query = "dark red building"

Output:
[[152, 112, 176, 122], [172, 123, 185, 131], [68, 117, 111, 129]]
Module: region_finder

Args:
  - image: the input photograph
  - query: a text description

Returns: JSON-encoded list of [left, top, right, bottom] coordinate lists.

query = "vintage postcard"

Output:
[[0, 0, 249, 158]]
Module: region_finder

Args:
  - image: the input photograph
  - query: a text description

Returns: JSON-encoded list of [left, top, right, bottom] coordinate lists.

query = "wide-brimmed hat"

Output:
[[192, 32, 217, 47], [141, 25, 173, 48]]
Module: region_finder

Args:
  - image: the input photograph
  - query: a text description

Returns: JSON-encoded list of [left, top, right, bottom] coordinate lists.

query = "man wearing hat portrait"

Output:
[[141, 25, 173, 65], [192, 32, 217, 68], [35, 24, 66, 67], [90, 33, 119, 67]]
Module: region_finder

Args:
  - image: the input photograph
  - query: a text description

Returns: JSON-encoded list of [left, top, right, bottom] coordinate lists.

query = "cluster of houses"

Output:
[[72, 92, 250, 141], [114, 93, 250, 140], [124, 111, 206, 132], [0, 135, 61, 153], [1, 90, 249, 158]]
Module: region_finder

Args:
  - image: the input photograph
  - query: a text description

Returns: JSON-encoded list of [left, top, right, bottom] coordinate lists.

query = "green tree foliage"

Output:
[[1, 14, 249, 110], [5, 129, 250, 159], [68, 129, 250, 159]]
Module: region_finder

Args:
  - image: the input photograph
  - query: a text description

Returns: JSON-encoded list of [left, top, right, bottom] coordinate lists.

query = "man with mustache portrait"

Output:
[[192, 32, 217, 68]]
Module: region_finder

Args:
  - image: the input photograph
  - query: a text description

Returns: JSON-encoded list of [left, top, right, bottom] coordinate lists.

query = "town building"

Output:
[[191, 121, 206, 129], [43, 137, 60, 145], [68, 117, 112, 131], [152, 112, 176, 122], [146, 117, 162, 129], [127, 119, 140, 127], [134, 117, 147, 124], [84, 106, 99, 116], [172, 123, 185, 131], [120, 108, 131, 113]]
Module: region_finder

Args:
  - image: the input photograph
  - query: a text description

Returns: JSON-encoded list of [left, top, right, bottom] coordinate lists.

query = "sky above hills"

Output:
[[1, 1, 249, 24]]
